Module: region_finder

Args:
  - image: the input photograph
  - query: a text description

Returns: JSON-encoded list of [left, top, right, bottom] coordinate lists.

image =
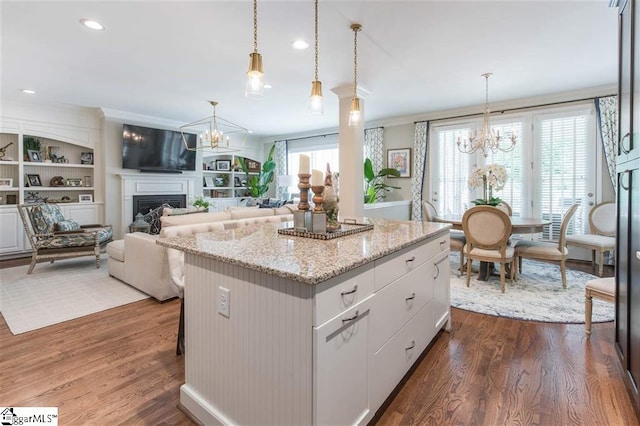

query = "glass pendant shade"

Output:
[[309, 80, 323, 115], [348, 97, 361, 127], [245, 52, 264, 98]]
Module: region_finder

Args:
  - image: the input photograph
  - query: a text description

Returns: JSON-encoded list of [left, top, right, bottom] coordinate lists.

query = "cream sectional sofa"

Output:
[[107, 205, 296, 301]]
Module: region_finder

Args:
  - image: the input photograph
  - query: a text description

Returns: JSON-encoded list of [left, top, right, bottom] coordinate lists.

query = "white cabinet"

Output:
[[432, 251, 451, 331], [208, 197, 238, 212], [0, 206, 23, 254], [313, 296, 373, 426], [60, 203, 99, 225]]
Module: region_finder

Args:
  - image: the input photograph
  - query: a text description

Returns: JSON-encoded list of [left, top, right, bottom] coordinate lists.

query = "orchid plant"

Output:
[[468, 164, 508, 206]]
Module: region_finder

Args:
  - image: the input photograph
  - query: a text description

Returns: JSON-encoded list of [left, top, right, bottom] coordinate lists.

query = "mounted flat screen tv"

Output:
[[122, 124, 196, 172]]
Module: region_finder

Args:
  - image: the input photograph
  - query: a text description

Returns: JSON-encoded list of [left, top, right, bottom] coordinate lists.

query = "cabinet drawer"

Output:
[[313, 263, 374, 326], [374, 234, 449, 291], [313, 296, 373, 426], [371, 301, 435, 412], [371, 260, 434, 351]]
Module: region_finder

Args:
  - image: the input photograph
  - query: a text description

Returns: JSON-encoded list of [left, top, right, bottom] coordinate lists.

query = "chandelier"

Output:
[[180, 101, 247, 153], [457, 73, 517, 158], [348, 23, 362, 127]]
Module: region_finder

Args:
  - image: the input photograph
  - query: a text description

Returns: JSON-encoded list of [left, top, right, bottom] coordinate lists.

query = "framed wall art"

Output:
[[387, 148, 411, 178], [26, 174, 42, 187], [79, 194, 93, 203], [215, 160, 231, 171]]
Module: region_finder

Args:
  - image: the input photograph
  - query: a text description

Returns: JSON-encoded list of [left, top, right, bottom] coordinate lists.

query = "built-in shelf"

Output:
[[24, 162, 94, 169], [0, 160, 19, 166], [23, 187, 95, 191]]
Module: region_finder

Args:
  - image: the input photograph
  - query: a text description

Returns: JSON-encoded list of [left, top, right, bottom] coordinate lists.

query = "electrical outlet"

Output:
[[218, 286, 230, 318]]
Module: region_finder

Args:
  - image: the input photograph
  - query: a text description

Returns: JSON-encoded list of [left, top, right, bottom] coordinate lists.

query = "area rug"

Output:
[[0, 256, 149, 335], [449, 255, 614, 323]]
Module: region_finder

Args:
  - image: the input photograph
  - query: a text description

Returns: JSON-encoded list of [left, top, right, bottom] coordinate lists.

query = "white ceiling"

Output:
[[1, 1, 618, 137]]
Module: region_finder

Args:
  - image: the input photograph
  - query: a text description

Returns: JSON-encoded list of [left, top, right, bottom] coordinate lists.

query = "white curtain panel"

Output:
[[274, 140, 287, 199], [595, 96, 617, 194], [411, 121, 429, 221], [364, 127, 385, 201]]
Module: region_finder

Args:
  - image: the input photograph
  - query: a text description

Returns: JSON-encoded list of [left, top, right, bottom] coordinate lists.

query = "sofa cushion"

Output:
[[162, 206, 207, 216], [107, 239, 125, 262], [29, 203, 66, 234], [55, 219, 81, 232], [229, 207, 275, 220], [160, 211, 232, 227]]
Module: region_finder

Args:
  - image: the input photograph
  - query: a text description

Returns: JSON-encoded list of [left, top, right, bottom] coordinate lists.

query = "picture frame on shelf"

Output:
[[6, 194, 17, 204], [66, 178, 84, 187], [78, 194, 93, 203], [245, 159, 261, 173], [26, 174, 42, 187], [80, 152, 94, 165], [204, 176, 215, 187], [0, 178, 12, 187], [215, 160, 231, 171], [27, 150, 42, 162], [387, 148, 412, 178]]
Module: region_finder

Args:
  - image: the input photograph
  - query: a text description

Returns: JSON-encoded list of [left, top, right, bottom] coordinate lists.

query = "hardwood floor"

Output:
[[1, 259, 637, 425]]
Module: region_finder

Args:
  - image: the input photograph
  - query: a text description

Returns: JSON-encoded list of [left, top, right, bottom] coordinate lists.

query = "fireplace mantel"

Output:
[[118, 173, 196, 235]]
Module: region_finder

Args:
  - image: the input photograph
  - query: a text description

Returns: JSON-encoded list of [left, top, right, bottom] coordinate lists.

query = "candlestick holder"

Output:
[[311, 185, 324, 212], [297, 174, 311, 211]]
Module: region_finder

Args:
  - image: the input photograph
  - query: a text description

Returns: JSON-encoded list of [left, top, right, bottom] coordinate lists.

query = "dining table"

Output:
[[434, 214, 552, 280]]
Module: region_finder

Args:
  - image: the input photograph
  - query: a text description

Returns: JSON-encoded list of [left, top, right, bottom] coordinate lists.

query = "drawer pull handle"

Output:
[[405, 340, 416, 351], [620, 170, 631, 191], [440, 240, 446, 249], [406, 292, 416, 301], [621, 132, 631, 154], [342, 310, 360, 323], [406, 256, 416, 263], [433, 263, 440, 279], [341, 285, 358, 296]]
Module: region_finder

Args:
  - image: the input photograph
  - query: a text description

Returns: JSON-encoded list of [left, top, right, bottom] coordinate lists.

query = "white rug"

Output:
[[449, 255, 614, 323], [0, 256, 149, 335]]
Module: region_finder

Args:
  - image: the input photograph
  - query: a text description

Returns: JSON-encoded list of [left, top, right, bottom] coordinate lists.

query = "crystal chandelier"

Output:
[[180, 101, 246, 153], [457, 73, 517, 158]]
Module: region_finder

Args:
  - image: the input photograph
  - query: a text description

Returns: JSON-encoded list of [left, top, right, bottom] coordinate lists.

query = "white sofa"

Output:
[[107, 205, 296, 301]]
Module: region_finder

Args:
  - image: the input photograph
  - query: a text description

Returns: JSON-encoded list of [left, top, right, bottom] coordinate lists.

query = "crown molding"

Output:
[[330, 84, 371, 99], [99, 107, 185, 129]]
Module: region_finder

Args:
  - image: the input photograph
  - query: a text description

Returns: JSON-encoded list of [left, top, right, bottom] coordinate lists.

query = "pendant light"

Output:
[[246, 0, 264, 98], [309, 0, 323, 114], [348, 23, 362, 127]]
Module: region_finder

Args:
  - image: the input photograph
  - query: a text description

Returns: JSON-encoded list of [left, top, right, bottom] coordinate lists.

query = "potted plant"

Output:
[[23, 136, 41, 161], [364, 158, 400, 203], [238, 144, 276, 199], [468, 164, 508, 206], [191, 196, 210, 211]]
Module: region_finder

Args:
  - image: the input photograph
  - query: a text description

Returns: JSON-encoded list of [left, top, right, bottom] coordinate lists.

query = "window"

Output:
[[286, 134, 339, 196], [429, 104, 596, 242]]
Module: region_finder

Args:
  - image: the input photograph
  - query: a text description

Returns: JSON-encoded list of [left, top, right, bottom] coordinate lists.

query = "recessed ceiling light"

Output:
[[21, 89, 36, 94], [264, 84, 273, 89], [292, 40, 309, 50], [80, 18, 105, 31]]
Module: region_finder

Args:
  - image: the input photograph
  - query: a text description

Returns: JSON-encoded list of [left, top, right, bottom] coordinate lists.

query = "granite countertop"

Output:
[[156, 218, 451, 285]]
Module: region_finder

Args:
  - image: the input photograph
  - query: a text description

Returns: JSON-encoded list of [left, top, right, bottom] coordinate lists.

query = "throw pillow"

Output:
[[55, 219, 81, 232]]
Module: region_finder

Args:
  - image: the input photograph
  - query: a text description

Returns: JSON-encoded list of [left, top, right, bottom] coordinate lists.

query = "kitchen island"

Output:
[[157, 218, 451, 425]]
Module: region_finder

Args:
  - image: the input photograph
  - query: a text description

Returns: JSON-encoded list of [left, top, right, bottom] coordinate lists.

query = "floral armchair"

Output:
[[17, 203, 113, 274]]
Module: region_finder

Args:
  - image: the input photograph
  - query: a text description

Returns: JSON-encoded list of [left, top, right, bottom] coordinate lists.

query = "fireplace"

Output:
[[132, 194, 186, 220]]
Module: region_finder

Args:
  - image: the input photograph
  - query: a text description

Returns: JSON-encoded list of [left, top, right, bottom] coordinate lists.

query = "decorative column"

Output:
[[331, 84, 369, 219]]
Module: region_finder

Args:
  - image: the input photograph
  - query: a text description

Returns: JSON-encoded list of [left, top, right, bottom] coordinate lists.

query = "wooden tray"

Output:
[[277, 221, 373, 240]]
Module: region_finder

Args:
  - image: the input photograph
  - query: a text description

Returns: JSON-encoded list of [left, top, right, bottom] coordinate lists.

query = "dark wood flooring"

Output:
[[1, 259, 637, 425]]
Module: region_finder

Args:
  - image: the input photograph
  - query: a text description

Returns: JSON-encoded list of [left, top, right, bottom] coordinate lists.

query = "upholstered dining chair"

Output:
[[514, 203, 579, 289], [462, 206, 515, 293], [565, 201, 616, 277], [422, 200, 466, 274]]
